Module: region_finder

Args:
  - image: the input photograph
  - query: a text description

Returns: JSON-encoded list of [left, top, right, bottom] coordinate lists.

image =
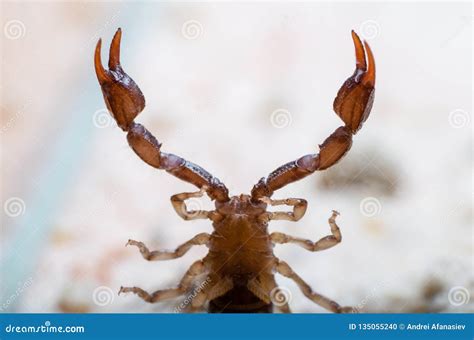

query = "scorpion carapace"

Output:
[[94, 28, 375, 313]]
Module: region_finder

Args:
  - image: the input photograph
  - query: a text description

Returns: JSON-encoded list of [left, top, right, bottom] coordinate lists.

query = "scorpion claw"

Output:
[[333, 31, 376, 134], [94, 28, 145, 131], [351, 30, 367, 71], [362, 41, 375, 87], [108, 27, 122, 70], [94, 39, 111, 84]]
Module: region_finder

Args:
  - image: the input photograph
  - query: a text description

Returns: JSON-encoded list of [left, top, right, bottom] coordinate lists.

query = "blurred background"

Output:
[[0, 1, 472, 313]]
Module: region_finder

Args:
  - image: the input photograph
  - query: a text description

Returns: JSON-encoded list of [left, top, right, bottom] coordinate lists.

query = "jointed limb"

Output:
[[95, 28, 229, 203], [259, 197, 307, 222], [248, 274, 291, 313], [186, 276, 233, 312], [119, 260, 205, 303], [275, 260, 355, 313], [251, 31, 375, 201], [271, 210, 342, 251], [126, 233, 210, 261], [171, 187, 215, 220]]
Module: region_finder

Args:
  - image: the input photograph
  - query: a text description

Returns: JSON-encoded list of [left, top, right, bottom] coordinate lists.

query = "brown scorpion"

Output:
[[94, 28, 375, 313]]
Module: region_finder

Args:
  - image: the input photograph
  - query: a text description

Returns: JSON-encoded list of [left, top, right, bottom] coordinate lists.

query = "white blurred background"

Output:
[[1, 1, 472, 313]]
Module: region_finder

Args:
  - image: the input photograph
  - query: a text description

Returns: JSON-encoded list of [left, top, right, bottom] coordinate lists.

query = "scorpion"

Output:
[[94, 28, 375, 313]]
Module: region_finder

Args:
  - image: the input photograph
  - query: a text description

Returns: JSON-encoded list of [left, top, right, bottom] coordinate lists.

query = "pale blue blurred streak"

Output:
[[0, 4, 153, 312]]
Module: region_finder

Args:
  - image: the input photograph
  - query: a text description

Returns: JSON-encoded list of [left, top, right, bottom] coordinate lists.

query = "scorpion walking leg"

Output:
[[187, 276, 233, 313], [119, 260, 205, 303], [171, 187, 214, 220], [260, 197, 307, 222], [249, 274, 292, 313], [271, 210, 342, 251], [267, 275, 292, 313], [126, 233, 210, 261], [275, 260, 355, 313]]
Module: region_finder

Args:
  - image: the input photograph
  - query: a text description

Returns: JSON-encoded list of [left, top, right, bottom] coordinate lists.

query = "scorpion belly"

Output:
[[206, 215, 275, 313]]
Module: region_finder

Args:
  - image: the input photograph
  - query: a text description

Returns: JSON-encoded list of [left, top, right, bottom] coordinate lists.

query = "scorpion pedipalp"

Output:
[[251, 30, 376, 200], [333, 30, 376, 134], [94, 28, 230, 202], [94, 28, 145, 131]]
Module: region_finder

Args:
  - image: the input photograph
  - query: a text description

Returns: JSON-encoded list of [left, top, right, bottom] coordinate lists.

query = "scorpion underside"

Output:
[[94, 28, 375, 313]]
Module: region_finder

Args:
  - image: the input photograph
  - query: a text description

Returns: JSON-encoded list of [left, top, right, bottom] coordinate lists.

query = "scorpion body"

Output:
[[94, 28, 376, 313]]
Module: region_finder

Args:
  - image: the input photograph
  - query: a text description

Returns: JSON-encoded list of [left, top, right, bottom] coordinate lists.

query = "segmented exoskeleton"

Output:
[[94, 28, 375, 313]]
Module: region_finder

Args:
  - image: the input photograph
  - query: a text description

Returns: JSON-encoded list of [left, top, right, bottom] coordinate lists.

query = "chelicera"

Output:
[[94, 28, 375, 313]]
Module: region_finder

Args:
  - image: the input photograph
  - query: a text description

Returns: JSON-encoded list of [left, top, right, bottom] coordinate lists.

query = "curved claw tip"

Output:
[[351, 30, 367, 71], [362, 40, 376, 87], [94, 38, 110, 83], [109, 28, 122, 70]]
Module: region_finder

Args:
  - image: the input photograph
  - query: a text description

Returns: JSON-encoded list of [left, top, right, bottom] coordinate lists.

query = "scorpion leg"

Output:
[[251, 31, 375, 201], [270, 210, 342, 251], [170, 187, 216, 221], [119, 260, 205, 303], [248, 274, 291, 313], [126, 233, 210, 261], [95, 28, 229, 203], [275, 260, 355, 313], [186, 276, 233, 313], [259, 197, 307, 222]]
